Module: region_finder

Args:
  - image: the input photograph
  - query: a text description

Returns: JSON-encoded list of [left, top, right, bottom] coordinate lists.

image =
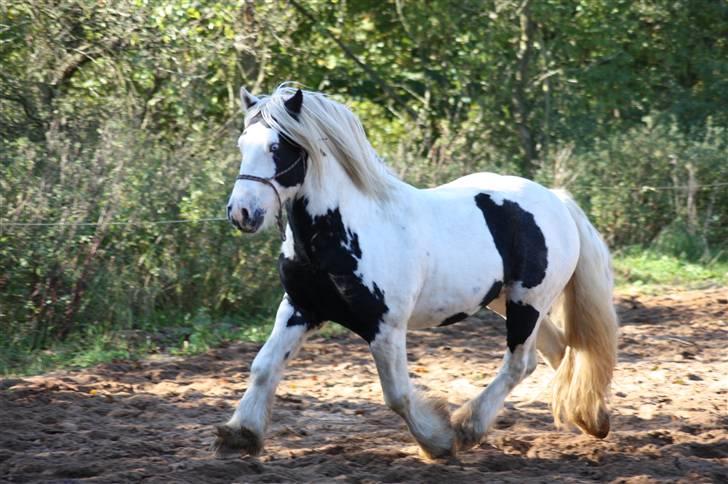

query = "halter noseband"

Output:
[[235, 154, 306, 241]]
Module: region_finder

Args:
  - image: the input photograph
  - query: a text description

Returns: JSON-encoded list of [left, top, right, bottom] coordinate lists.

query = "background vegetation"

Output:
[[2, 0, 726, 375]]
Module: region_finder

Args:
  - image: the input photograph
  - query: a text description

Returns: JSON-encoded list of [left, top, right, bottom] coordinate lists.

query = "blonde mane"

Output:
[[245, 84, 395, 200]]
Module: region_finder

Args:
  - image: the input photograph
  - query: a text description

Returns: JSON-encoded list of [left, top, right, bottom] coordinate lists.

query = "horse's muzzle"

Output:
[[228, 203, 264, 233]]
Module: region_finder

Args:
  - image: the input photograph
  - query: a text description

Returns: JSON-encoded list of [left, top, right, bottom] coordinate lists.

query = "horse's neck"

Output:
[[288, 156, 406, 248], [299, 156, 389, 218]]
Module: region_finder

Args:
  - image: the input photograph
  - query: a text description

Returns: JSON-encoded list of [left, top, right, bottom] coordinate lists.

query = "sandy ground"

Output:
[[1, 287, 727, 483]]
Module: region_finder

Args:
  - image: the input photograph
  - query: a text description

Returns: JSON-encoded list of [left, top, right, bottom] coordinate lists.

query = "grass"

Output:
[[613, 247, 728, 293], [2, 248, 726, 378], [3, 339, 154, 378], [1, 306, 349, 377], [0, 310, 276, 377]]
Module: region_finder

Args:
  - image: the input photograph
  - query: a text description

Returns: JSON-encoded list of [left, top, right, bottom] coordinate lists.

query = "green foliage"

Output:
[[613, 247, 728, 290], [1, 0, 285, 357], [1, 306, 277, 376], [651, 222, 711, 262], [1, 0, 727, 375], [536, 119, 728, 248]]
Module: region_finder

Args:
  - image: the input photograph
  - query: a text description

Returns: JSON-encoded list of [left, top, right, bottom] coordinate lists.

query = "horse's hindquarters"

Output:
[[407, 175, 579, 330]]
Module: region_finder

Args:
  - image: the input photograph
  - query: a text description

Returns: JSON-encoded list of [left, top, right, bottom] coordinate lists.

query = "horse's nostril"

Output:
[[227, 204, 232, 218], [241, 207, 250, 222]]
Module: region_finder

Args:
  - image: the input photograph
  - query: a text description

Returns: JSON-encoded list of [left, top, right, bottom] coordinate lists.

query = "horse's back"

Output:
[[433, 172, 552, 203], [429, 172, 577, 244]]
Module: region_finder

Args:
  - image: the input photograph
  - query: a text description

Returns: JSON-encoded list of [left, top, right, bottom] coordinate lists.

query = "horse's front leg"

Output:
[[370, 324, 457, 459], [213, 296, 316, 457]]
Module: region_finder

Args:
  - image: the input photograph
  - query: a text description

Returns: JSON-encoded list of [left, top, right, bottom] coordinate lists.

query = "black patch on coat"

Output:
[[246, 115, 307, 187], [272, 137, 306, 187], [286, 310, 308, 328], [439, 312, 469, 327], [480, 280, 504, 307], [505, 300, 540, 352], [474, 194, 548, 288], [278, 197, 389, 343]]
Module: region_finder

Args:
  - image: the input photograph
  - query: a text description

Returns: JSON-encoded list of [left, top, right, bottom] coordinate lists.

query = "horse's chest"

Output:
[[278, 202, 389, 343], [278, 254, 387, 343]]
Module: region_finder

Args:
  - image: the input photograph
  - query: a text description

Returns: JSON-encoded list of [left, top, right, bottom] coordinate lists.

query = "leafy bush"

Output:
[[1, 1, 726, 375], [536, 119, 728, 250]]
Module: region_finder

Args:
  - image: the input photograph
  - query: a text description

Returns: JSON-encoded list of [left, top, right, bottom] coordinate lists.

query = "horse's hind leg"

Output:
[[452, 295, 546, 450], [370, 324, 457, 459], [536, 316, 565, 370], [489, 297, 565, 370]]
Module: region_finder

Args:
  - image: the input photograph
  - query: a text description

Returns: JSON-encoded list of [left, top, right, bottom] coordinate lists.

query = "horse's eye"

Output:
[[270, 143, 279, 153]]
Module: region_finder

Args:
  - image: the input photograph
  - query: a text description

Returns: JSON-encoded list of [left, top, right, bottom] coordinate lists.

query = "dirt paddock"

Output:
[[1, 288, 726, 483]]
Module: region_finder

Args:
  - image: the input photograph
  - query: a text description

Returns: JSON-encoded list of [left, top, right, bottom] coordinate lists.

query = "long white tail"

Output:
[[551, 190, 619, 438]]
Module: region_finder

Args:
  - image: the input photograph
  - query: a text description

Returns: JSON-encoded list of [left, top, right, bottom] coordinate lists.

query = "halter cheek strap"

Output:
[[235, 154, 306, 241]]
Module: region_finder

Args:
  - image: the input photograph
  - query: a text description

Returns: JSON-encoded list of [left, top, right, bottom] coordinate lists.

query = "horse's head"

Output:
[[227, 87, 307, 234]]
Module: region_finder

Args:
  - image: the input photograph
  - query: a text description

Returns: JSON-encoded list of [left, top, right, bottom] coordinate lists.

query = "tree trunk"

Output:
[[511, 0, 537, 176]]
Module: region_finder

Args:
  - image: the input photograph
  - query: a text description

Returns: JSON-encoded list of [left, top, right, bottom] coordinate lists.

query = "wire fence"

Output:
[[570, 181, 728, 191], [1, 181, 726, 230], [1, 217, 227, 228]]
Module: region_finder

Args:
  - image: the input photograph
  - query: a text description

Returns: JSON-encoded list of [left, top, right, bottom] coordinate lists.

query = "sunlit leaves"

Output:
[[1, 0, 726, 366]]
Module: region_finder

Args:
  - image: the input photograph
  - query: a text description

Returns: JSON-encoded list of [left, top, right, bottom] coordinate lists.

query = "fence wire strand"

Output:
[[1, 217, 227, 228], [1, 181, 726, 229]]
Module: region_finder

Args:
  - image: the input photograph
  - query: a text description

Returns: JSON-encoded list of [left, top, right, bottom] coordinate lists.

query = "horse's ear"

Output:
[[240, 87, 259, 112], [284, 88, 303, 119]]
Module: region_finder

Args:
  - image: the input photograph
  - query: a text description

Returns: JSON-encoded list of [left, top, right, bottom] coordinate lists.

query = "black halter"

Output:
[[235, 154, 307, 241]]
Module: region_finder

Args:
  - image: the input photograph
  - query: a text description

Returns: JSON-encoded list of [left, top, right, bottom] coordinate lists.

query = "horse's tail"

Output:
[[550, 189, 618, 438]]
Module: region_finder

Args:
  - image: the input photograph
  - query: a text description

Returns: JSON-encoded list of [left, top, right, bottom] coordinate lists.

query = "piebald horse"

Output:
[[215, 85, 618, 459]]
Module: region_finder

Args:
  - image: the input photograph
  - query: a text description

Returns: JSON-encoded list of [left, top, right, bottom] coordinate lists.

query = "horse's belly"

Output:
[[407, 246, 503, 329], [408, 292, 484, 329]]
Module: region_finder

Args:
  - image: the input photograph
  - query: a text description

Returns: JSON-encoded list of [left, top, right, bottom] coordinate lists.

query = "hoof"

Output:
[[452, 424, 480, 452], [411, 390, 458, 460], [451, 403, 481, 452], [418, 444, 458, 462], [211, 424, 264, 457], [575, 410, 610, 439]]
